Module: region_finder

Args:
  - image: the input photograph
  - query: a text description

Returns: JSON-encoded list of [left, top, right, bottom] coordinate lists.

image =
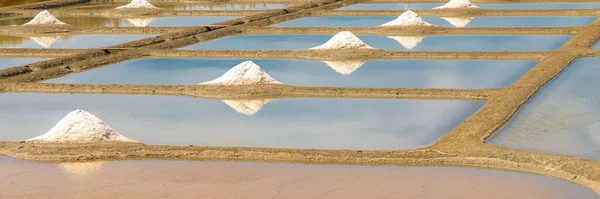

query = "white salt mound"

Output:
[[116, 0, 158, 9], [199, 61, 283, 85], [387, 36, 425, 49], [29, 36, 61, 48], [434, 0, 479, 9], [23, 10, 66, 25], [310, 31, 375, 50], [323, 61, 365, 75], [126, 18, 155, 27], [442, 17, 473, 28], [380, 10, 433, 27], [222, 99, 270, 115], [26, 109, 137, 143]]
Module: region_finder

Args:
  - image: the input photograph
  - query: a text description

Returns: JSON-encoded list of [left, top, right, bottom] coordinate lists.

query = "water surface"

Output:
[[170, 3, 295, 10], [0, 94, 483, 150], [0, 0, 51, 8], [0, 16, 237, 27], [273, 16, 596, 28], [488, 57, 600, 161], [47, 59, 536, 89], [338, 3, 600, 10], [0, 58, 49, 70], [0, 34, 155, 48], [182, 35, 570, 51], [0, 157, 597, 198]]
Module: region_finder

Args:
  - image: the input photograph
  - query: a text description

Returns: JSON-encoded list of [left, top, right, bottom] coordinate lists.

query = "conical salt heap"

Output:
[[379, 10, 433, 27], [222, 99, 270, 115], [323, 61, 365, 75], [29, 36, 61, 48], [116, 0, 158, 9], [310, 31, 375, 50], [23, 10, 66, 25], [387, 36, 425, 49], [26, 109, 137, 143], [199, 61, 283, 85], [442, 17, 473, 28], [434, 0, 479, 9], [126, 18, 155, 27]]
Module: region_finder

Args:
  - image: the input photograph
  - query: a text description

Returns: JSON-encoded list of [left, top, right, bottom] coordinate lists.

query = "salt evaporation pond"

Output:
[[0, 0, 51, 8], [0, 94, 483, 150], [0, 58, 48, 70], [488, 57, 600, 161], [47, 59, 536, 89], [182, 35, 569, 51], [338, 3, 600, 10], [0, 34, 155, 48], [273, 16, 596, 28], [170, 3, 295, 10], [0, 157, 597, 198], [0, 16, 237, 27]]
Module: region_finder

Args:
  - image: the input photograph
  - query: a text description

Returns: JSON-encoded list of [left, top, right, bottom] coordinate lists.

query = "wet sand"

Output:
[[0, 157, 597, 199]]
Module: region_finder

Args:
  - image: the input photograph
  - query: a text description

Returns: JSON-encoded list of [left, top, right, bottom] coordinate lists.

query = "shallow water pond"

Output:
[[182, 35, 570, 51], [47, 59, 536, 89], [0, 0, 51, 8], [338, 3, 600, 10], [0, 157, 597, 198], [273, 16, 596, 28], [0, 94, 483, 150], [0, 34, 155, 48], [0, 16, 237, 27], [169, 3, 295, 10], [0, 58, 49, 70], [487, 57, 600, 161]]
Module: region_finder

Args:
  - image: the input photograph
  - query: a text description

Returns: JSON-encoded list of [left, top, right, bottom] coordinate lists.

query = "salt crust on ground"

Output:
[[222, 99, 270, 115], [26, 109, 137, 143], [116, 0, 158, 9], [199, 61, 283, 85], [379, 10, 433, 27], [323, 61, 365, 75], [310, 31, 375, 50], [443, 17, 473, 28], [434, 0, 479, 9], [23, 10, 66, 25], [126, 18, 155, 27], [387, 36, 425, 49]]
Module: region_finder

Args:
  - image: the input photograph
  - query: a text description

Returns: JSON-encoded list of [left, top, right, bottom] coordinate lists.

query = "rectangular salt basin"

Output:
[[0, 16, 238, 28], [1, 158, 596, 199], [0, 34, 155, 49], [0, 94, 484, 150], [0, 0, 50, 8], [47, 59, 537, 89], [272, 16, 597, 28], [338, 3, 600, 10], [182, 35, 570, 51], [0, 58, 49, 70], [487, 57, 600, 161], [170, 3, 295, 10]]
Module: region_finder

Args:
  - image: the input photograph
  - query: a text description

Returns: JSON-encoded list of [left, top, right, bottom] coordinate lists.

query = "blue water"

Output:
[[182, 35, 570, 51], [0, 94, 484, 150], [172, 3, 295, 10], [47, 59, 536, 89], [0, 16, 238, 27], [338, 3, 600, 10], [272, 16, 596, 28], [0, 58, 49, 70], [488, 57, 600, 161], [0, 34, 156, 49]]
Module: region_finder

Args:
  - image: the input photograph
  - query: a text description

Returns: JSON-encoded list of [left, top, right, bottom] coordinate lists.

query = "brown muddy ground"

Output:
[[1, 0, 600, 195]]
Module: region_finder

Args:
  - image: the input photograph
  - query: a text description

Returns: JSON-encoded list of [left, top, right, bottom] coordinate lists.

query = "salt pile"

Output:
[[116, 0, 158, 9], [26, 109, 137, 143], [310, 31, 375, 50], [223, 99, 270, 115], [379, 10, 433, 27], [443, 17, 473, 28], [387, 36, 425, 49], [126, 18, 155, 27], [22, 10, 66, 25], [198, 61, 283, 85], [434, 0, 479, 9], [323, 61, 365, 75], [29, 36, 61, 48], [60, 162, 105, 176]]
